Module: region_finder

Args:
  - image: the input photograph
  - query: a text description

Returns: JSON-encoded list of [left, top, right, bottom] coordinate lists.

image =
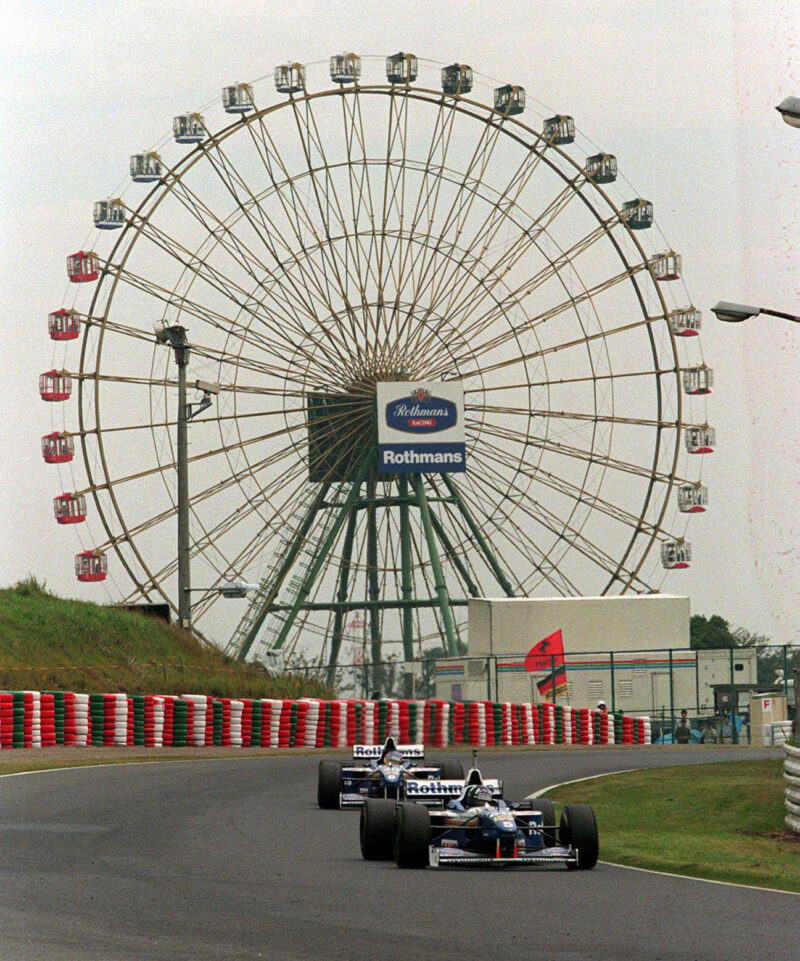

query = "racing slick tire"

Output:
[[360, 798, 397, 860], [560, 803, 599, 870], [439, 760, 465, 780], [517, 799, 557, 847], [317, 760, 342, 809], [394, 802, 431, 869]]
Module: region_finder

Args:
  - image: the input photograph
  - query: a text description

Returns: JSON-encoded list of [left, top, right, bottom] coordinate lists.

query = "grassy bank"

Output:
[[0, 578, 331, 699], [545, 760, 799, 892]]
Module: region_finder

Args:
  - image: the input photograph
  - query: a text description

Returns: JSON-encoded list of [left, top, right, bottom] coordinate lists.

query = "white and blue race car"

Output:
[[359, 776, 598, 870], [317, 737, 501, 809]]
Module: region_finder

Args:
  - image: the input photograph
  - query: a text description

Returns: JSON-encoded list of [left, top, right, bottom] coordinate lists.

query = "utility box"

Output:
[[750, 694, 788, 746]]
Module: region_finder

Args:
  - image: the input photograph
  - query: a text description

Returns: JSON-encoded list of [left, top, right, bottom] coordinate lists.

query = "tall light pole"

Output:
[[710, 302, 800, 324], [154, 322, 192, 629]]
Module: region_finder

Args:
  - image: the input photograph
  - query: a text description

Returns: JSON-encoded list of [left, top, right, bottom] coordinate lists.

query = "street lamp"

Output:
[[154, 322, 220, 632], [711, 301, 800, 324], [187, 582, 260, 604], [775, 96, 800, 129]]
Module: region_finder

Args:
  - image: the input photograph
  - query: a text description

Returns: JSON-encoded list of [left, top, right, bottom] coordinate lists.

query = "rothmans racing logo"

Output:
[[385, 388, 458, 434]]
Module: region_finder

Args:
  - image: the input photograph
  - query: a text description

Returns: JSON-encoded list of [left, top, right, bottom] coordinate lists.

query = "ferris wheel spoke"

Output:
[[243, 111, 372, 354], [432, 255, 650, 373], [190, 125, 363, 357], [288, 96, 377, 331], [455, 311, 663, 383], [442, 472, 578, 596], [420, 159, 554, 332], [398, 123, 509, 359], [474, 428, 662, 539], [108, 256, 351, 386], [419, 152, 575, 334], [125, 208, 356, 367], [244, 113, 346, 305], [520, 431, 681, 487], [140, 458, 313, 590], [388, 99, 459, 303], [428, 197, 611, 352], [86, 419, 310, 504], [468, 450, 652, 591], [160, 169, 336, 335]]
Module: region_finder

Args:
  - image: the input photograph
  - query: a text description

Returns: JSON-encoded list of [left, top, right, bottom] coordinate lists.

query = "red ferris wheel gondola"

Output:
[[75, 550, 107, 582], [54, 493, 87, 524], [67, 251, 99, 283], [48, 309, 82, 341], [42, 432, 75, 463], [39, 370, 72, 402]]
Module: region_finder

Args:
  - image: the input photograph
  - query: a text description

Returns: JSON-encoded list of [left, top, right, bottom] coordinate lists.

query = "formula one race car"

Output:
[[318, 737, 477, 809], [359, 778, 598, 870]]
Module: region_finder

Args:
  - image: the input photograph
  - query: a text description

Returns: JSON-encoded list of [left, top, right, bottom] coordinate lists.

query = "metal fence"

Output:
[[283, 644, 799, 745]]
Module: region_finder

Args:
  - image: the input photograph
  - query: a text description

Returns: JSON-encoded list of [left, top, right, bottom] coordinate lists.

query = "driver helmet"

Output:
[[596, 700, 607, 711], [463, 784, 494, 808], [383, 749, 404, 767]]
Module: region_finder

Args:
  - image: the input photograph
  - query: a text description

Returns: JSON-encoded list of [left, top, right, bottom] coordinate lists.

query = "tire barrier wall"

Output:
[[783, 742, 800, 834], [0, 691, 652, 749]]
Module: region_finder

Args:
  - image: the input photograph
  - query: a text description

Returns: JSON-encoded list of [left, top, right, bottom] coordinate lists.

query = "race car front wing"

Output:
[[428, 845, 578, 868]]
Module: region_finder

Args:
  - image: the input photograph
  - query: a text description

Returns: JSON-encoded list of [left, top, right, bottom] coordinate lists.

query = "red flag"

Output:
[[524, 629, 564, 673]]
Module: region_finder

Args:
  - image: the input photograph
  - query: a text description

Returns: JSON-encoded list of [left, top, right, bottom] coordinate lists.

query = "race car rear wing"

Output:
[[352, 744, 425, 761], [402, 778, 504, 807]]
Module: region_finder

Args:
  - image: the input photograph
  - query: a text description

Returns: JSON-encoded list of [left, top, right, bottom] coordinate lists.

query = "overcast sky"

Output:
[[1, 0, 797, 645]]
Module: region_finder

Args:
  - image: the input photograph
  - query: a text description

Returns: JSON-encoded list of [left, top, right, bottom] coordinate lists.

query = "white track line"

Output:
[[527, 768, 799, 895]]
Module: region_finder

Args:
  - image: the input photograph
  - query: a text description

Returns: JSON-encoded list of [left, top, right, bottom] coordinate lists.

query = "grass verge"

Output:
[[0, 578, 330, 698], [545, 760, 799, 892]]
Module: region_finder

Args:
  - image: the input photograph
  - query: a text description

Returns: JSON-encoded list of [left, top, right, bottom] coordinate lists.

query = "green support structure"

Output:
[[412, 474, 459, 656], [325, 506, 358, 686], [399, 475, 415, 697], [366, 471, 383, 694], [441, 474, 516, 597], [270, 454, 374, 651], [237, 480, 331, 660]]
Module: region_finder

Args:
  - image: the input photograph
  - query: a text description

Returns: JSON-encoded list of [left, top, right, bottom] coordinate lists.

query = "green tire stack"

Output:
[[89, 694, 105, 746], [288, 702, 299, 746], [212, 699, 224, 746], [12, 692, 25, 748], [492, 703, 503, 745], [377, 700, 388, 742], [407, 701, 418, 742], [554, 705, 564, 744], [614, 711, 623, 743], [131, 695, 146, 746], [172, 698, 188, 747], [322, 702, 331, 747], [250, 700, 262, 747]]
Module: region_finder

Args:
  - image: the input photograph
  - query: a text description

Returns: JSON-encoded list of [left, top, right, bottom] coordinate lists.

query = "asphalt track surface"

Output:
[[0, 746, 796, 961]]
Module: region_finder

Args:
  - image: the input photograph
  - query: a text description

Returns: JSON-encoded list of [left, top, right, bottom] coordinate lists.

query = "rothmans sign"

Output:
[[376, 381, 466, 475]]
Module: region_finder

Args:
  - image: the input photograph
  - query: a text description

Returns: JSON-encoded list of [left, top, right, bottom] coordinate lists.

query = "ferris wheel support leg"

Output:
[[440, 475, 517, 598], [398, 476, 415, 698], [325, 507, 358, 687], [270, 452, 375, 653], [235, 481, 332, 661], [366, 472, 384, 695], [411, 475, 460, 658]]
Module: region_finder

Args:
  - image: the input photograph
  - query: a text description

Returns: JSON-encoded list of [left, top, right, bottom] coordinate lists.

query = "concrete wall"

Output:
[[432, 596, 758, 714], [467, 595, 690, 655]]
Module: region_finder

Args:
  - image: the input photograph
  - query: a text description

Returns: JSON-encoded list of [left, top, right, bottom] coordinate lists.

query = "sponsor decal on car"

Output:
[[405, 780, 463, 796], [352, 744, 425, 759]]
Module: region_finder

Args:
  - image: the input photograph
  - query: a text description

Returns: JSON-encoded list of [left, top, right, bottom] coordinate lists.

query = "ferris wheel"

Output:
[[41, 53, 714, 678]]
